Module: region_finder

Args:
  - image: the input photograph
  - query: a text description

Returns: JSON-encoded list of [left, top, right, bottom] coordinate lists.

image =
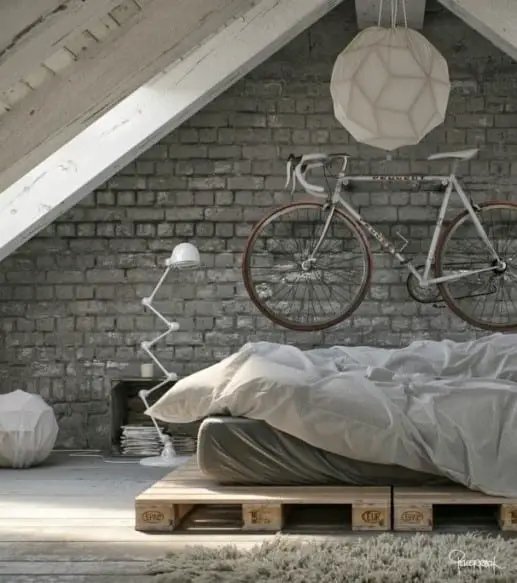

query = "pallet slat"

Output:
[[135, 458, 391, 533], [393, 487, 517, 532]]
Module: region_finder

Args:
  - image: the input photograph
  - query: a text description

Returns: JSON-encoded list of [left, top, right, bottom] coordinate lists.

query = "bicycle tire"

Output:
[[242, 201, 373, 331], [435, 201, 517, 331]]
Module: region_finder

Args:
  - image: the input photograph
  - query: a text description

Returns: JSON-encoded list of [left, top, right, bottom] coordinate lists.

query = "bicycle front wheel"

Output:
[[436, 201, 517, 331], [242, 201, 372, 331]]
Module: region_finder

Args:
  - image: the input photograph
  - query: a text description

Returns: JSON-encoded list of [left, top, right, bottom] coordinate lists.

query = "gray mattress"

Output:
[[197, 416, 453, 487]]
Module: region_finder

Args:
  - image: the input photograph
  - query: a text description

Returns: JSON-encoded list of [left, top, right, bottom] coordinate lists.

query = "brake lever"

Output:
[[285, 159, 292, 190], [285, 159, 297, 193]]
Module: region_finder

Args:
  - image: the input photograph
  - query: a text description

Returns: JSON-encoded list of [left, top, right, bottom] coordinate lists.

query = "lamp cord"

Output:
[[378, 0, 408, 28]]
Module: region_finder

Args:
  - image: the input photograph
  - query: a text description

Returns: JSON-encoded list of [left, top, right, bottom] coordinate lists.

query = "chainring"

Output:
[[406, 267, 442, 304]]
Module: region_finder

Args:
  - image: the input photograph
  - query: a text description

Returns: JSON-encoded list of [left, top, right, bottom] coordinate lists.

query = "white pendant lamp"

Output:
[[330, 0, 451, 151]]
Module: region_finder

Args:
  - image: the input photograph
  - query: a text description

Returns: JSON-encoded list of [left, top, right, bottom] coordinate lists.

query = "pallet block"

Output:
[[393, 486, 517, 531], [135, 457, 391, 533]]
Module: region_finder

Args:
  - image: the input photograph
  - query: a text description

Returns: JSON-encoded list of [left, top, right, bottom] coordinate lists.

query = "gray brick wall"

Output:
[[1, 1, 517, 448]]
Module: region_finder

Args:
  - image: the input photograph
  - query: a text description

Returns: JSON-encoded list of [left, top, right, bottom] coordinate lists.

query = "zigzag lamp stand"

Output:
[[138, 242, 200, 467]]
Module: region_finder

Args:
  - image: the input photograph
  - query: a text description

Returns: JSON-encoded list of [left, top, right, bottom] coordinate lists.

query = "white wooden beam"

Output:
[[0, 0, 124, 94], [437, 0, 517, 62], [0, 0, 254, 193], [355, 0, 427, 29], [0, 0, 345, 263]]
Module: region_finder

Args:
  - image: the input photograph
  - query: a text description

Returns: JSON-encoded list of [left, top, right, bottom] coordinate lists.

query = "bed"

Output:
[[149, 334, 517, 496], [196, 415, 452, 487]]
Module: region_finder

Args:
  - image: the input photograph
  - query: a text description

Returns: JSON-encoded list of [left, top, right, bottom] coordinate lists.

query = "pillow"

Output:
[[145, 346, 251, 423]]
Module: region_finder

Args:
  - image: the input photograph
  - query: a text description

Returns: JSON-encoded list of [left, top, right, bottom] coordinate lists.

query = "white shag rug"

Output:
[[147, 533, 517, 582]]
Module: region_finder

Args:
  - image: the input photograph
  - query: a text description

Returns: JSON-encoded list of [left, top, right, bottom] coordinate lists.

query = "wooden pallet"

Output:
[[393, 487, 517, 532], [135, 457, 391, 533]]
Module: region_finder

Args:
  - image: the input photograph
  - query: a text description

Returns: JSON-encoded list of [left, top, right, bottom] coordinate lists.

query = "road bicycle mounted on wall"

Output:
[[242, 149, 517, 332]]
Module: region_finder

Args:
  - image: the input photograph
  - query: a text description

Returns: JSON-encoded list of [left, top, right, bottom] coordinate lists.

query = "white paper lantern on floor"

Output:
[[0, 390, 58, 468], [330, 26, 451, 151]]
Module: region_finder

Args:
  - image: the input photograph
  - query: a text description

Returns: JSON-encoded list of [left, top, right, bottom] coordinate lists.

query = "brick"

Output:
[[56, 224, 76, 237], [188, 113, 229, 128], [139, 144, 168, 160], [306, 114, 338, 129], [127, 208, 165, 221], [96, 191, 115, 205], [189, 177, 225, 190], [397, 207, 432, 222], [204, 207, 242, 223], [136, 161, 155, 175], [292, 130, 310, 144], [277, 98, 295, 113], [208, 146, 241, 159], [85, 269, 125, 284], [168, 145, 208, 158], [267, 114, 305, 129], [152, 161, 174, 176], [198, 129, 218, 143], [165, 207, 204, 221], [76, 223, 97, 237], [213, 161, 233, 174], [179, 128, 199, 143], [135, 224, 156, 237], [227, 176, 264, 190], [215, 191, 234, 205], [215, 223, 234, 237], [234, 191, 254, 206], [272, 129, 291, 144], [242, 145, 278, 159], [96, 224, 116, 237], [108, 176, 147, 190], [147, 177, 188, 190], [231, 113, 267, 127], [55, 285, 75, 300], [235, 129, 272, 144], [46, 271, 85, 284]]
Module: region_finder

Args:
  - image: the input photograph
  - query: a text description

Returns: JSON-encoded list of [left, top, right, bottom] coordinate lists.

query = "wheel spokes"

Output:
[[244, 204, 371, 330], [438, 204, 517, 329]]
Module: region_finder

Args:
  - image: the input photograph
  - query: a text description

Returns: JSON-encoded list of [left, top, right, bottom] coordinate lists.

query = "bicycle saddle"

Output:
[[427, 148, 479, 161]]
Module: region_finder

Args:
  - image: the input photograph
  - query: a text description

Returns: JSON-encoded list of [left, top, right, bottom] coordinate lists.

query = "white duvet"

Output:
[[147, 333, 517, 497]]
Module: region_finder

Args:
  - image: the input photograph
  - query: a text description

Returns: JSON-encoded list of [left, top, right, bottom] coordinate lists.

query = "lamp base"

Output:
[[139, 438, 190, 467], [139, 453, 186, 467]]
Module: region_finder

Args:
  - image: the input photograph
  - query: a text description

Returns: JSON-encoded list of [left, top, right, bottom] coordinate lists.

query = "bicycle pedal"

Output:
[[395, 231, 409, 253]]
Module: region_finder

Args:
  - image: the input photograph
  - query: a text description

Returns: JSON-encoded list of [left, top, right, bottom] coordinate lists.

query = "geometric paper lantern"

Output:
[[0, 390, 59, 468], [330, 26, 451, 151]]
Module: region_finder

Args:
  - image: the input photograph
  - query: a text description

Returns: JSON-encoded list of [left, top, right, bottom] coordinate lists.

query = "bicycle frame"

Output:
[[313, 166, 503, 288]]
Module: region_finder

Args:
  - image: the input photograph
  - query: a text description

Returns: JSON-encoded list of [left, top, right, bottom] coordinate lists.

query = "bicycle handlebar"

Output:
[[285, 152, 349, 197]]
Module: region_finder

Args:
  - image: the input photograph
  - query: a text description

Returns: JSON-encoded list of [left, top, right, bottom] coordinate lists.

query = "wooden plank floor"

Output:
[[0, 452, 282, 582]]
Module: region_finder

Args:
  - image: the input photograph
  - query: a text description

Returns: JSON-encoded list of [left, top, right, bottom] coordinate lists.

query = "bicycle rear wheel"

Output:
[[242, 201, 372, 331], [435, 201, 517, 331]]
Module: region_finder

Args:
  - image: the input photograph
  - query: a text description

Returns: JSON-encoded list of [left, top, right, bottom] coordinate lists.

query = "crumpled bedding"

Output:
[[147, 333, 517, 497]]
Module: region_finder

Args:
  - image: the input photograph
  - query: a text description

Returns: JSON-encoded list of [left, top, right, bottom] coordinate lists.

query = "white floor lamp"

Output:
[[138, 242, 200, 467]]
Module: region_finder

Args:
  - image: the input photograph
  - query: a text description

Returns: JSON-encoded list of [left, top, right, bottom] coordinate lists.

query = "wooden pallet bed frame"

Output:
[[135, 458, 517, 534], [135, 457, 391, 533], [393, 486, 517, 532]]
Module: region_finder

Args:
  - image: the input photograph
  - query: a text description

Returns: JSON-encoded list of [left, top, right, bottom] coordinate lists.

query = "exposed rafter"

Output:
[[437, 0, 517, 62], [0, 0, 257, 193], [0, 0, 125, 95], [0, 0, 345, 263]]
